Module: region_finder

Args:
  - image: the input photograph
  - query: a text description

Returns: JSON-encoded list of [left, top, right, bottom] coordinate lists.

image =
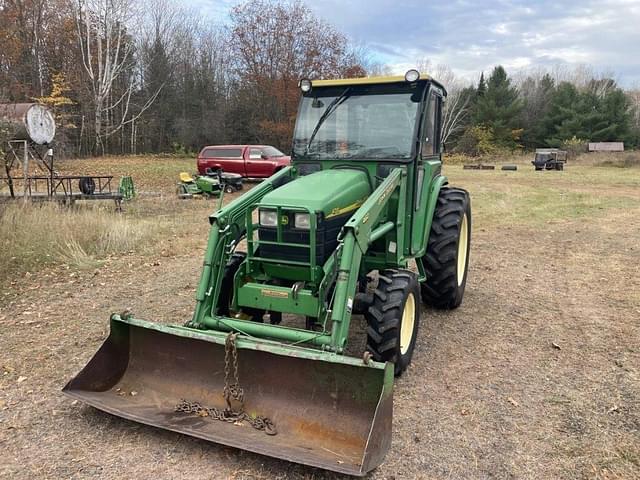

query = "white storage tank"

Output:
[[0, 103, 56, 145]]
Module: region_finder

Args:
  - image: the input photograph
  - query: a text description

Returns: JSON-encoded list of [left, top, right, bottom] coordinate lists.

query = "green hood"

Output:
[[260, 169, 371, 217]]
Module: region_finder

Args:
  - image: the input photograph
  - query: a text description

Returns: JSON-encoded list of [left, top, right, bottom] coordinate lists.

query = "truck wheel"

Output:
[[217, 252, 264, 321], [365, 269, 420, 376], [420, 187, 471, 309]]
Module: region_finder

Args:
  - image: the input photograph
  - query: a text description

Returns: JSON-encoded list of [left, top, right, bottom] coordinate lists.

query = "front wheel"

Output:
[[217, 252, 264, 321], [420, 187, 471, 309], [365, 269, 420, 376]]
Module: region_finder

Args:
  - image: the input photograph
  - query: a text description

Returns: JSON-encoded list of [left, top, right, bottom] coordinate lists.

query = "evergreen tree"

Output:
[[142, 34, 177, 152], [477, 72, 486, 97], [473, 66, 522, 148], [545, 79, 631, 145], [519, 73, 556, 148]]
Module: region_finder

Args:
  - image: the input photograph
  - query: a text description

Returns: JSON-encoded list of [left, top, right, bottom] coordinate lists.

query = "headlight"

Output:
[[259, 209, 277, 227], [405, 69, 420, 82], [299, 78, 312, 92], [294, 212, 310, 229]]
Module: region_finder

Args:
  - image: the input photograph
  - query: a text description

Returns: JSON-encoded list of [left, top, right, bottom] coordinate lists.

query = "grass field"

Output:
[[1, 154, 639, 479]]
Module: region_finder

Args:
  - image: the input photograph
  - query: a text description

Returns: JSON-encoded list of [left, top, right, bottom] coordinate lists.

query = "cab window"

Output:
[[422, 93, 438, 157], [249, 148, 262, 159], [204, 148, 242, 158]]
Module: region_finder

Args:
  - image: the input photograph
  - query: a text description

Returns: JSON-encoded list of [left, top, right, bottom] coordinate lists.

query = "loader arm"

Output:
[[329, 168, 405, 351], [191, 166, 294, 327]]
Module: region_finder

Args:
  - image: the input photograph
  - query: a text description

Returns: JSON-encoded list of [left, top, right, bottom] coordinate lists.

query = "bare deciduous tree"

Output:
[[417, 59, 472, 145], [74, 0, 162, 154]]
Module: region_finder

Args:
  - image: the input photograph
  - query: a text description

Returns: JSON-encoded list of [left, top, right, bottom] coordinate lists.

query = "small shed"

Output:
[[588, 142, 624, 152]]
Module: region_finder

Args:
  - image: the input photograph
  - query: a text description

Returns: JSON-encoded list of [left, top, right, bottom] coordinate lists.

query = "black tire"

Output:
[[420, 187, 471, 309], [217, 252, 264, 321], [79, 176, 96, 195], [224, 184, 234, 194], [365, 269, 420, 376]]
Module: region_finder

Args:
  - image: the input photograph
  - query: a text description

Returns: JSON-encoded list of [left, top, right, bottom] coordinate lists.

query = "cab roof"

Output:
[[309, 73, 446, 95]]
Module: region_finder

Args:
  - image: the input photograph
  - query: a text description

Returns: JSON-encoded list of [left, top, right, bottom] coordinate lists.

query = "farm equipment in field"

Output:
[[176, 171, 222, 198], [118, 176, 136, 200], [204, 168, 244, 193], [64, 70, 472, 476], [533, 148, 567, 171]]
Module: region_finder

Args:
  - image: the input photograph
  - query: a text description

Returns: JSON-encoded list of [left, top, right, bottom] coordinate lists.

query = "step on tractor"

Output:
[[64, 70, 472, 476]]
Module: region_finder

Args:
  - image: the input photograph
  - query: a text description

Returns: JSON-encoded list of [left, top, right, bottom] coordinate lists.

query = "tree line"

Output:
[[0, 0, 367, 156], [1, 0, 639, 157], [445, 64, 639, 156]]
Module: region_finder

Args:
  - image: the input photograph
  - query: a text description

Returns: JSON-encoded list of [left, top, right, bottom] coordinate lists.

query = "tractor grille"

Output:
[[258, 211, 349, 265]]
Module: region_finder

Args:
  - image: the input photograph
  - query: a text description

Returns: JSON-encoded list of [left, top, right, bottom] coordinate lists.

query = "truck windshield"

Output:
[[292, 83, 423, 160]]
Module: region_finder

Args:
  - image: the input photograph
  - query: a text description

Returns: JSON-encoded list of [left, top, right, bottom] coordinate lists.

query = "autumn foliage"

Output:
[[0, 0, 368, 156]]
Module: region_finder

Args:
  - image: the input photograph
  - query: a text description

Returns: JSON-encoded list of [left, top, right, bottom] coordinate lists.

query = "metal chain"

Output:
[[223, 333, 244, 411], [173, 332, 277, 436]]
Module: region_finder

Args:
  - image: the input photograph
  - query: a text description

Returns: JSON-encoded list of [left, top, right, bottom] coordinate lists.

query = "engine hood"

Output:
[[260, 169, 371, 217]]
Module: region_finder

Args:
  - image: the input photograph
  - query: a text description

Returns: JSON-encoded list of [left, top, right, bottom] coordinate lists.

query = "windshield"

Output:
[[292, 83, 424, 160], [263, 146, 285, 157]]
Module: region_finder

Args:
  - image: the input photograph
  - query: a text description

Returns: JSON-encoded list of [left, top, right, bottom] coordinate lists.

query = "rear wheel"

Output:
[[365, 269, 420, 376], [420, 187, 471, 309]]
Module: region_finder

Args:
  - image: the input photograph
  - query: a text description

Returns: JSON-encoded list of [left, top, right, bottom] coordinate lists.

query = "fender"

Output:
[[413, 174, 448, 258]]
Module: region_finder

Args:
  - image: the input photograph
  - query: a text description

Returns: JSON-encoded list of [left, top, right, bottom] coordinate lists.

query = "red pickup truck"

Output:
[[197, 145, 291, 178]]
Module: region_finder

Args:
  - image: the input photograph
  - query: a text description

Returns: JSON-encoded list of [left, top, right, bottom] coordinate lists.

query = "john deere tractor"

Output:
[[64, 70, 471, 476]]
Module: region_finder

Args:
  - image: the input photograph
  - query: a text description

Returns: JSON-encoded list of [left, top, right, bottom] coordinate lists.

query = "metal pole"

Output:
[[22, 140, 28, 200]]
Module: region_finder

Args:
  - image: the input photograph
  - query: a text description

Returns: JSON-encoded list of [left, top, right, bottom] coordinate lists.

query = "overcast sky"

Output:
[[192, 0, 640, 87]]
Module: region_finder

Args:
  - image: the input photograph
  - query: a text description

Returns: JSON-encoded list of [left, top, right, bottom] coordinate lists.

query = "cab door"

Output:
[[411, 88, 443, 255]]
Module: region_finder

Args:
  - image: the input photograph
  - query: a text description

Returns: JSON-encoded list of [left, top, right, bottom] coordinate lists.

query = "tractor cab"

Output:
[[246, 72, 448, 292], [292, 73, 443, 163]]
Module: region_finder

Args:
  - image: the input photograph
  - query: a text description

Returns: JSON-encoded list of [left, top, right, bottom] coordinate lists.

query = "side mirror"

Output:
[[261, 154, 268, 160]]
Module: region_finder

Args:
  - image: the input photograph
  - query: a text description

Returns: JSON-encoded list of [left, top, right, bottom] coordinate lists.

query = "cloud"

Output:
[[305, 0, 640, 87], [192, 0, 640, 87]]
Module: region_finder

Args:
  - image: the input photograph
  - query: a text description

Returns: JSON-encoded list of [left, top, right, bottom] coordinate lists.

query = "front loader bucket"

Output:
[[63, 316, 393, 476]]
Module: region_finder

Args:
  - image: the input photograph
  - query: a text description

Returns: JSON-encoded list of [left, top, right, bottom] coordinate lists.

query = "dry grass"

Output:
[[576, 151, 640, 168], [0, 202, 167, 277], [1, 157, 639, 479], [55, 155, 197, 194], [445, 149, 640, 169]]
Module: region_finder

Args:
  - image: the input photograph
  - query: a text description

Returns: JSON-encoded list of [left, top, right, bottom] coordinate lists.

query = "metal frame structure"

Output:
[[1, 139, 123, 209]]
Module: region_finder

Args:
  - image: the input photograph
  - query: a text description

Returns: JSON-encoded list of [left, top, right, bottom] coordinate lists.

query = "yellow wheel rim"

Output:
[[400, 292, 416, 355], [457, 213, 469, 286]]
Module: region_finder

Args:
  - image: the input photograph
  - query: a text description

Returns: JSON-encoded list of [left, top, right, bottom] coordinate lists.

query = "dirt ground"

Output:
[[1, 157, 639, 479]]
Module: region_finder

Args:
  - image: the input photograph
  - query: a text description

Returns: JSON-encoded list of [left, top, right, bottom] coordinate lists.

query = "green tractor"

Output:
[[64, 70, 471, 476]]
